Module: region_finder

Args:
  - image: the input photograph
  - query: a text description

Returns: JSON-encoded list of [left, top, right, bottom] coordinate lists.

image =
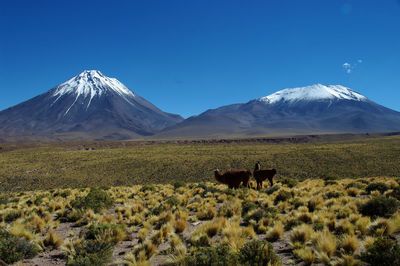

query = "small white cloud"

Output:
[[343, 59, 363, 74], [343, 62, 352, 74], [343, 62, 351, 68]]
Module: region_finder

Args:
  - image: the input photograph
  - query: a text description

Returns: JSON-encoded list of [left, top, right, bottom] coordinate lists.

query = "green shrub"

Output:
[[324, 191, 343, 199], [361, 237, 400, 266], [313, 222, 324, 231], [193, 235, 210, 247], [3, 210, 21, 223], [325, 180, 337, 185], [244, 207, 277, 223], [184, 244, 238, 265], [218, 198, 241, 218], [274, 190, 292, 205], [291, 197, 303, 209], [345, 182, 364, 189], [60, 190, 72, 198], [34, 195, 46, 205], [185, 240, 280, 266], [0, 195, 9, 205], [238, 239, 281, 266], [57, 209, 85, 223], [0, 229, 39, 264], [321, 174, 337, 181], [241, 201, 259, 216], [387, 186, 400, 201], [285, 218, 301, 231], [366, 182, 390, 194], [85, 223, 126, 244], [53, 190, 71, 198], [151, 205, 166, 216], [140, 185, 155, 192], [236, 188, 251, 200], [173, 180, 186, 189], [280, 177, 298, 188], [197, 184, 223, 196], [165, 196, 180, 207], [71, 189, 113, 212], [264, 186, 280, 195], [66, 239, 113, 266], [358, 196, 399, 217], [244, 209, 265, 223]]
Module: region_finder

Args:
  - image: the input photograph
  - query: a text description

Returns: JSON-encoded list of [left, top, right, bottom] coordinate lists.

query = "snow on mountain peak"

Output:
[[51, 70, 136, 114], [257, 84, 367, 104], [53, 70, 135, 98]]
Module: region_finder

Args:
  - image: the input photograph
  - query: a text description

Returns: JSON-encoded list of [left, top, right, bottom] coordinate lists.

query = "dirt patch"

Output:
[[20, 249, 65, 266]]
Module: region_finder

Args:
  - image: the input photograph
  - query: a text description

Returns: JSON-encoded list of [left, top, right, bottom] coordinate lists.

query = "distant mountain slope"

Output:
[[0, 70, 183, 140], [157, 84, 400, 138]]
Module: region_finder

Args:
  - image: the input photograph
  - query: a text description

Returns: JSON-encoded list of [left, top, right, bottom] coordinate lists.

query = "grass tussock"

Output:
[[44, 231, 64, 249]]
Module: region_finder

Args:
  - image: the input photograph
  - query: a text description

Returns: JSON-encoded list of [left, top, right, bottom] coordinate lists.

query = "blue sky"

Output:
[[1, 0, 400, 118]]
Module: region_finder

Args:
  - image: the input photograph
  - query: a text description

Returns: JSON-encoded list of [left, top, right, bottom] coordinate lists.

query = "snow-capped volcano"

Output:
[[53, 70, 134, 103], [258, 84, 367, 104], [0, 70, 183, 140], [158, 84, 400, 138], [52, 70, 136, 114]]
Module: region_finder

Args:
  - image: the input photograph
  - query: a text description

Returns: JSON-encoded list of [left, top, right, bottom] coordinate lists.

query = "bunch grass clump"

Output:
[[312, 229, 337, 258], [85, 223, 127, 244], [290, 224, 313, 247], [218, 197, 241, 218], [266, 221, 284, 241], [340, 234, 359, 254], [238, 239, 281, 265], [63, 238, 114, 266], [44, 230, 64, 249]]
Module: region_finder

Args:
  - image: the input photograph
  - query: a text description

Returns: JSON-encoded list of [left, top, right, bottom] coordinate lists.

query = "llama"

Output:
[[214, 169, 252, 189], [253, 162, 277, 190]]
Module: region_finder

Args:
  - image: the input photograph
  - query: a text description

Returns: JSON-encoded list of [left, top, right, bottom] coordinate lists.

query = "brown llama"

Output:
[[214, 169, 252, 189], [253, 162, 277, 190]]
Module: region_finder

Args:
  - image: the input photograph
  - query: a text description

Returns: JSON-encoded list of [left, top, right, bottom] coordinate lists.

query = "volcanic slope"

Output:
[[157, 84, 400, 138], [0, 70, 183, 140]]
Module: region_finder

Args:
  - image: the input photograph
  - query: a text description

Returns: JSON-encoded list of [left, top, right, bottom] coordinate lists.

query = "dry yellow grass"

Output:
[[1, 174, 400, 265], [341, 234, 360, 254], [44, 230, 64, 249]]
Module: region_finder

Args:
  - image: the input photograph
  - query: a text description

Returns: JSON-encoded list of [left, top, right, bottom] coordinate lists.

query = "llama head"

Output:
[[213, 169, 222, 175]]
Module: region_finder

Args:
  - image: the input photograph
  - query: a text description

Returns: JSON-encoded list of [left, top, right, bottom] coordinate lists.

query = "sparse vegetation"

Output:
[[1, 177, 400, 264], [1, 136, 400, 265], [1, 135, 400, 191]]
